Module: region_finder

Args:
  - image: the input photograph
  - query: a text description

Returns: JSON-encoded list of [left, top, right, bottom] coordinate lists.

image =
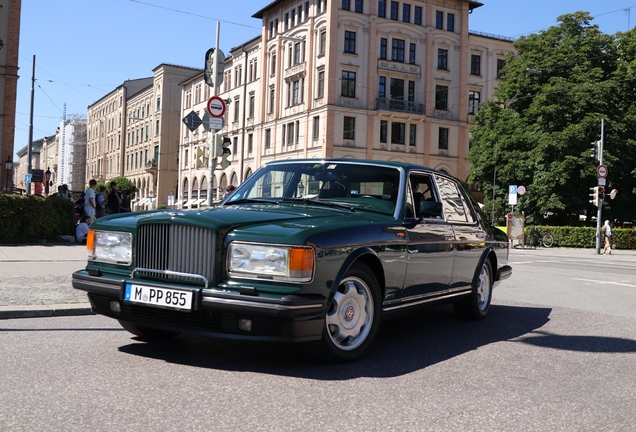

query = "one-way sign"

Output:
[[182, 111, 202, 132]]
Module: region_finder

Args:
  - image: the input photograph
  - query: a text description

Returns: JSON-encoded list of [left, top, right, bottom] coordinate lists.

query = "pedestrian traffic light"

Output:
[[589, 186, 600, 207], [590, 140, 601, 162]]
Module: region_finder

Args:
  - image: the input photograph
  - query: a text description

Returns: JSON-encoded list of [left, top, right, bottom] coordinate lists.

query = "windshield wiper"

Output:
[[282, 198, 355, 212], [223, 198, 280, 206]]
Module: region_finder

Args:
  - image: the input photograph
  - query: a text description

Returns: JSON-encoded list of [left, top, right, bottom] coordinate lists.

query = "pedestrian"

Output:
[[62, 184, 71, 200], [96, 186, 106, 219], [602, 220, 613, 255], [53, 185, 64, 197], [75, 215, 91, 244], [225, 184, 236, 198], [106, 181, 122, 215], [120, 190, 133, 212], [83, 179, 97, 222]]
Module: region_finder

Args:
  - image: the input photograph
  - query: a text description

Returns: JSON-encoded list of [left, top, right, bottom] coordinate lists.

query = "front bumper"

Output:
[[72, 270, 326, 342]]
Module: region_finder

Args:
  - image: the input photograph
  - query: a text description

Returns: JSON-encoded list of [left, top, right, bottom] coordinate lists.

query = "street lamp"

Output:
[[4, 156, 13, 193], [45, 168, 52, 196]]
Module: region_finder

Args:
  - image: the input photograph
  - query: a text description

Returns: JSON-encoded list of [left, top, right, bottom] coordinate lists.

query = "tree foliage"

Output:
[[468, 12, 636, 225]]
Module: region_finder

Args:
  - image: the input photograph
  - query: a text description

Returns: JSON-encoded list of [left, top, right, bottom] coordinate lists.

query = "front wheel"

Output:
[[311, 262, 381, 362], [454, 259, 493, 320], [542, 233, 554, 248]]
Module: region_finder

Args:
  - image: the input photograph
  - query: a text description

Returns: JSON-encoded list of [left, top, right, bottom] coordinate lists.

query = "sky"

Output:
[[13, 0, 636, 161]]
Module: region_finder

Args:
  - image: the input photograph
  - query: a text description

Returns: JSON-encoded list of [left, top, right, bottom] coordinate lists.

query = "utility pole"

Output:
[[26, 55, 36, 196], [595, 119, 605, 255]]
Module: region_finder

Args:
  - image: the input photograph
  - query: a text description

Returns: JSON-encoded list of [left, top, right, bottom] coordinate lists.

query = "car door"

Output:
[[434, 175, 486, 290], [401, 172, 455, 302]]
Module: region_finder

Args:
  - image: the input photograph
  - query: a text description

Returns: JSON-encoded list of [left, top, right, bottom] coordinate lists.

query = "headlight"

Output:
[[228, 242, 314, 283], [87, 230, 133, 265]]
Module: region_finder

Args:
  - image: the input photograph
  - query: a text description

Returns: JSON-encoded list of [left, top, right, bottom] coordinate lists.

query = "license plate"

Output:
[[124, 283, 193, 311]]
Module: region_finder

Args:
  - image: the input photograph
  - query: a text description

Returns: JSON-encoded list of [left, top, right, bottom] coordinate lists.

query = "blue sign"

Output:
[[25, 173, 32, 184], [509, 185, 517, 195]]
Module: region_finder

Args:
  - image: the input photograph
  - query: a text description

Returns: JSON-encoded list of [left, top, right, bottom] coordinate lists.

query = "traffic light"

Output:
[[214, 134, 232, 169], [598, 187, 605, 202], [204, 48, 225, 88], [590, 140, 601, 162], [589, 186, 600, 207], [193, 146, 208, 168]]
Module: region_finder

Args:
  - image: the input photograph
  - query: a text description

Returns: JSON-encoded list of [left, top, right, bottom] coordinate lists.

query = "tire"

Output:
[[454, 259, 493, 320], [311, 262, 381, 362], [118, 320, 180, 341], [542, 233, 554, 248]]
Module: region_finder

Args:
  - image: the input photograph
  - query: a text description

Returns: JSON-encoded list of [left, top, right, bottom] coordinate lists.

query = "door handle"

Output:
[[443, 232, 454, 238]]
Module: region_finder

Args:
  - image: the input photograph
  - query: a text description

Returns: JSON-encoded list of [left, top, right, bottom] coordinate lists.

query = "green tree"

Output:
[[469, 12, 636, 225], [107, 176, 138, 195]]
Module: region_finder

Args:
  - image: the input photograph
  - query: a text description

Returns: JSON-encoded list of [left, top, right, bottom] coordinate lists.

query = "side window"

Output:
[[434, 176, 475, 223], [408, 173, 441, 219]]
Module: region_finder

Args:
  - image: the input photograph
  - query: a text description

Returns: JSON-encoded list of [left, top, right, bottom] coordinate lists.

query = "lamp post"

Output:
[[4, 156, 12, 193], [45, 168, 52, 196]]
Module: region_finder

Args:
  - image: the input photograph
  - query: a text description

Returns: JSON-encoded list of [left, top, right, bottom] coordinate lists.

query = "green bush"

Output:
[[0, 194, 76, 244], [521, 225, 636, 249]]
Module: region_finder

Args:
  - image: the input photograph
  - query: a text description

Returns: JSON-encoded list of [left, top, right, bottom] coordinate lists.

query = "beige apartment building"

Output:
[[177, 0, 513, 206], [86, 64, 200, 208]]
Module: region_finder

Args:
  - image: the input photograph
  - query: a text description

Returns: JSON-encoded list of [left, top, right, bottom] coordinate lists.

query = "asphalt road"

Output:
[[1, 248, 635, 431]]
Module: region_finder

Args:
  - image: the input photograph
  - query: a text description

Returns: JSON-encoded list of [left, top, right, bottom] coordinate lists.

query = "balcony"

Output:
[[376, 98, 425, 114], [145, 159, 157, 173]]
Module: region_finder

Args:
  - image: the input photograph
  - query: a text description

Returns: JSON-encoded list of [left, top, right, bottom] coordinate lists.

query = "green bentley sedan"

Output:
[[72, 159, 511, 362]]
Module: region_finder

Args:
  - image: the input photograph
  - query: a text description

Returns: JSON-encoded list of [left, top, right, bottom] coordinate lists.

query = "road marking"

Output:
[[573, 278, 636, 288]]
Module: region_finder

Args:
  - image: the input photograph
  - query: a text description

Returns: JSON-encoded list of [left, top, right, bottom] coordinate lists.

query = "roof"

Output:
[[253, 0, 483, 18]]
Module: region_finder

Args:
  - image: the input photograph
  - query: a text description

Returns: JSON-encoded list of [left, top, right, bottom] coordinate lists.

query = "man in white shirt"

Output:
[[83, 179, 97, 222]]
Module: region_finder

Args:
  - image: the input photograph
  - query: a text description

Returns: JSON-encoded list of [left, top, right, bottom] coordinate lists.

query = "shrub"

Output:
[[0, 194, 76, 244]]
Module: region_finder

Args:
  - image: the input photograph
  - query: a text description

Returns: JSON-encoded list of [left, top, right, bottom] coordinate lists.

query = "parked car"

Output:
[[72, 159, 511, 362]]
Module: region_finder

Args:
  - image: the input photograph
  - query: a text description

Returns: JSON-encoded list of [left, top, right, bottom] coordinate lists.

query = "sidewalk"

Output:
[[0, 244, 93, 319], [0, 244, 634, 320]]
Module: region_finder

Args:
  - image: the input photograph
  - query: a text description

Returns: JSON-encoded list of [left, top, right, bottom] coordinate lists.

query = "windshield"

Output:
[[223, 161, 402, 216]]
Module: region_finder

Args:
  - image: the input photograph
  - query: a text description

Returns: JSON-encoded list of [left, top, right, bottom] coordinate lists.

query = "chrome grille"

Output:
[[136, 224, 216, 285]]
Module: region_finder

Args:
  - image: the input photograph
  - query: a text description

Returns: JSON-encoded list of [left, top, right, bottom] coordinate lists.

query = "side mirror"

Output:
[[419, 200, 443, 218]]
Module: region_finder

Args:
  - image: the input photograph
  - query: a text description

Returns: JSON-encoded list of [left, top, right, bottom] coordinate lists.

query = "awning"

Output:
[[183, 199, 197, 207], [194, 198, 208, 206], [135, 198, 149, 206]]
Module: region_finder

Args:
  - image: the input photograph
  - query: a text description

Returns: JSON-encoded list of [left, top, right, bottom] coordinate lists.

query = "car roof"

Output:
[[262, 158, 449, 177]]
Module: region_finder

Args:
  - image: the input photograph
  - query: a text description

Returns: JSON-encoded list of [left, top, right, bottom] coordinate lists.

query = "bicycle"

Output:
[[528, 226, 554, 248]]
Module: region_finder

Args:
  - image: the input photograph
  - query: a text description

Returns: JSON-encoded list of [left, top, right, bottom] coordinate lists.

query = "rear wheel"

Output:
[[118, 320, 180, 340], [542, 233, 554, 248], [311, 262, 381, 362], [454, 259, 493, 320]]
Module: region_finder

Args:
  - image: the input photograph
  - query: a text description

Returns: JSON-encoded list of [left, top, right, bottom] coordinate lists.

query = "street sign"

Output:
[[517, 185, 526, 195], [508, 185, 517, 205], [182, 111, 202, 132], [597, 165, 608, 178], [207, 96, 226, 118], [25, 173, 32, 184], [202, 112, 223, 131], [598, 178, 606, 186]]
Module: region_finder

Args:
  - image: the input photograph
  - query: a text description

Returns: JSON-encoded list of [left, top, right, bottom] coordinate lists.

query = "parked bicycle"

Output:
[[527, 226, 554, 248]]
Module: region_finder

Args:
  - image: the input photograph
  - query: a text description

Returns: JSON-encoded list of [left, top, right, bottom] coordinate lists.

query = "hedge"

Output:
[[510, 225, 636, 250], [0, 194, 77, 244]]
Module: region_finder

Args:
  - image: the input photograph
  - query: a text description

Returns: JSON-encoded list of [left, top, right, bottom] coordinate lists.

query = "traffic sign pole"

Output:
[[208, 21, 221, 207]]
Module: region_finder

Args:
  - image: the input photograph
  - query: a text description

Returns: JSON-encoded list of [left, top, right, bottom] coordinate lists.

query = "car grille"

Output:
[[136, 224, 216, 286]]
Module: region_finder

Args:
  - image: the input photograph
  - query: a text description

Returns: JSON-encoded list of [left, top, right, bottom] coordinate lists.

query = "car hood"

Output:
[[91, 204, 395, 245]]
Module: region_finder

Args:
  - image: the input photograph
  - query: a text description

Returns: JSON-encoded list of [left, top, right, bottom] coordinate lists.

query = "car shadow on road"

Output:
[[118, 303, 554, 378]]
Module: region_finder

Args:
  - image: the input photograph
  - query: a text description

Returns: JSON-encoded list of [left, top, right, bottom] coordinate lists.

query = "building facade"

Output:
[[1, 0, 21, 191], [86, 64, 200, 208], [177, 0, 514, 206]]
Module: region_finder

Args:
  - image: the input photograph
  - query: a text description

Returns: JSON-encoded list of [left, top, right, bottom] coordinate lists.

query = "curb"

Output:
[[0, 303, 93, 320]]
